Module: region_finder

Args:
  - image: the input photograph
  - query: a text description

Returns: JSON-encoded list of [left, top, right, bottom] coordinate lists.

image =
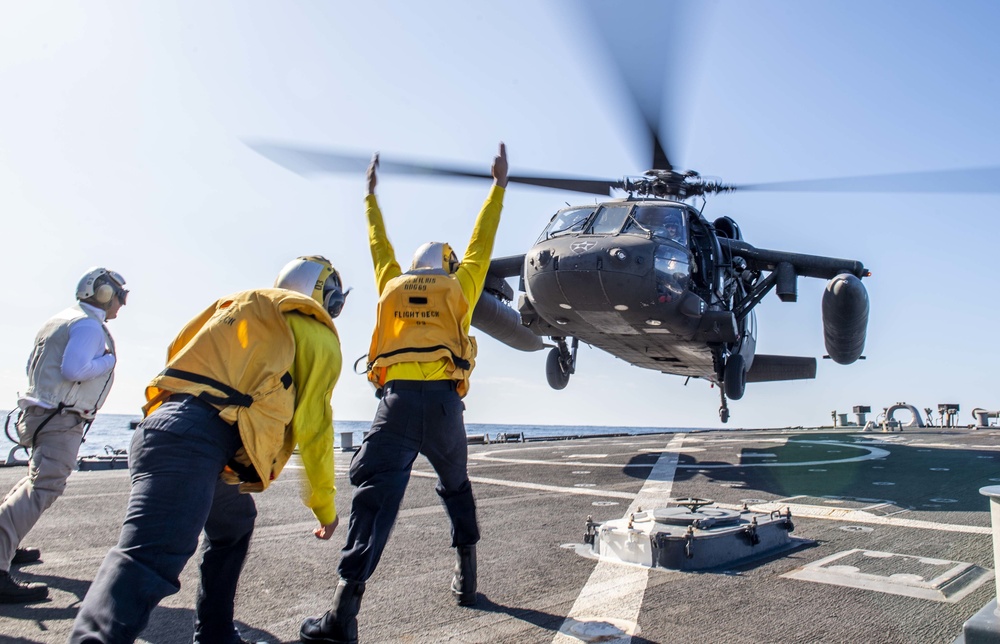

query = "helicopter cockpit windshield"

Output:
[[587, 204, 631, 234], [626, 205, 688, 245], [538, 206, 595, 242]]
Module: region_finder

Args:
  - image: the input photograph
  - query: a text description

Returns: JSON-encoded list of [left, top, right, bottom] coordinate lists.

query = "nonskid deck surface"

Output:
[[1, 427, 998, 643]]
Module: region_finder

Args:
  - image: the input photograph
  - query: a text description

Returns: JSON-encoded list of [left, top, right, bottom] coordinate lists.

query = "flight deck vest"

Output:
[[23, 303, 115, 419], [367, 268, 476, 397], [144, 288, 337, 491]]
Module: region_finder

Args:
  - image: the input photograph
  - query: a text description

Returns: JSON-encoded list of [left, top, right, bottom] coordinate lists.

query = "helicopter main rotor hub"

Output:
[[620, 169, 735, 200]]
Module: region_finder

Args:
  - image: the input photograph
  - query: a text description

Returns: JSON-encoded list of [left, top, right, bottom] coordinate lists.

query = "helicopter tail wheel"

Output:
[[546, 346, 571, 390], [723, 354, 746, 401]]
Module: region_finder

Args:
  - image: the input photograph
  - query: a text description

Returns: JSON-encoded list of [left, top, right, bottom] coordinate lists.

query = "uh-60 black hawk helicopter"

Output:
[[248, 4, 1000, 422], [249, 137, 874, 423]]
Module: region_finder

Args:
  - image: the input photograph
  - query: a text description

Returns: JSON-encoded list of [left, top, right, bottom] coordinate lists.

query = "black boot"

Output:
[[12, 547, 41, 565], [300, 579, 365, 644], [451, 545, 477, 606], [0, 570, 48, 604]]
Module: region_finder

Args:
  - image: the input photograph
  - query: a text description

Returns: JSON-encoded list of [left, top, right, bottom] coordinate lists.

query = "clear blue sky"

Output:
[[2, 1, 998, 429]]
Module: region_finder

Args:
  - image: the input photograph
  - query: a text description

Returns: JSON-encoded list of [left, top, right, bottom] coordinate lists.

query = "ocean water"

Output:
[[1, 411, 694, 458]]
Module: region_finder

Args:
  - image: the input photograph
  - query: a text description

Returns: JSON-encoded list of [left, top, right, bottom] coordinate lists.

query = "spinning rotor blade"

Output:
[[504, 175, 616, 196], [247, 142, 618, 196], [734, 166, 1000, 194], [577, 1, 714, 171]]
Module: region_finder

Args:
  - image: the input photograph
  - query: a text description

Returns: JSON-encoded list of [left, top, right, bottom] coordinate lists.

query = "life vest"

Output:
[[22, 303, 116, 419], [367, 268, 476, 397], [144, 288, 337, 492]]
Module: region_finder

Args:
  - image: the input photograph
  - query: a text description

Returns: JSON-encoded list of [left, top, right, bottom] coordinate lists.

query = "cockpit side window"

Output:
[[587, 204, 631, 235], [625, 205, 688, 245], [538, 206, 595, 242]]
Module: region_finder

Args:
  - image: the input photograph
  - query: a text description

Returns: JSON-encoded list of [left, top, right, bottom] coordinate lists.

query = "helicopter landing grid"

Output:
[[2, 427, 998, 643]]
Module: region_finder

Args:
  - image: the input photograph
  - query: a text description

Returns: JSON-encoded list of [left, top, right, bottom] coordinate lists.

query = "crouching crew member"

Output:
[[71, 256, 347, 644], [301, 143, 508, 644]]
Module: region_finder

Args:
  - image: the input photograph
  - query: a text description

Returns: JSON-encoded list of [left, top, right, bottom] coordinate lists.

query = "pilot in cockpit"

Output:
[[662, 213, 682, 242], [634, 207, 685, 245]]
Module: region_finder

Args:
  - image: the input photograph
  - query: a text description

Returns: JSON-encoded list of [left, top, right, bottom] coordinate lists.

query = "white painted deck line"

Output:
[[409, 470, 637, 500], [715, 501, 991, 535], [552, 434, 685, 644], [406, 469, 989, 536]]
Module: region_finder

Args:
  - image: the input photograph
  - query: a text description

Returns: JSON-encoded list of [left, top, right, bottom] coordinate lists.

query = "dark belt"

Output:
[[383, 380, 456, 393], [167, 393, 223, 414]]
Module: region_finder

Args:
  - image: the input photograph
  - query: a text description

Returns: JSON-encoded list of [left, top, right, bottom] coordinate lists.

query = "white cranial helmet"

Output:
[[274, 255, 349, 318], [411, 242, 458, 273], [76, 267, 128, 307]]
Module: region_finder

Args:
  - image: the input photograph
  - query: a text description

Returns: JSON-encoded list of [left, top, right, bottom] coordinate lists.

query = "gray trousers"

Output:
[[0, 406, 85, 571]]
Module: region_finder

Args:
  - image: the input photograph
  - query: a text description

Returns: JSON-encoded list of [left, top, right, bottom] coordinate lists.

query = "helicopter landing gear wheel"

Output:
[[546, 347, 570, 390], [724, 354, 746, 401], [545, 337, 578, 390], [719, 387, 730, 424]]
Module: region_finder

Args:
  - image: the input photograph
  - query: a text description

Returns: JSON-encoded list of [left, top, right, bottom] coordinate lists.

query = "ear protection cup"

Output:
[[94, 283, 114, 304]]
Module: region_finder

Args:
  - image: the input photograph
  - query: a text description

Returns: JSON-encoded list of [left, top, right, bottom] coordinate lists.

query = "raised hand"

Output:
[[492, 142, 508, 189], [367, 153, 379, 195]]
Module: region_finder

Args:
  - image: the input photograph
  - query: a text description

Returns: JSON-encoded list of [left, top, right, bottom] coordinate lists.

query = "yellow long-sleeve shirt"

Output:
[[287, 312, 341, 525], [365, 185, 505, 382]]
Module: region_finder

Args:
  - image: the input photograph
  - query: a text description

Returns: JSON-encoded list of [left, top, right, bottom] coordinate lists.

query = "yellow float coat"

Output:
[[367, 269, 476, 396], [144, 288, 341, 524], [364, 184, 504, 396]]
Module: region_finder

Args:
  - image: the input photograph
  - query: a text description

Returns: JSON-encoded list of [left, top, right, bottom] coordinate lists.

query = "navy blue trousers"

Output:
[[338, 380, 480, 582], [70, 396, 257, 644]]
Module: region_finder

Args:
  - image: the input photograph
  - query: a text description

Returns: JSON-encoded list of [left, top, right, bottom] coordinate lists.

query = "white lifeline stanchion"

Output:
[[553, 434, 685, 644]]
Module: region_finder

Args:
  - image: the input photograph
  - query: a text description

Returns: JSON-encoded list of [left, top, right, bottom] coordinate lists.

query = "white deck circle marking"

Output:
[[473, 440, 889, 470]]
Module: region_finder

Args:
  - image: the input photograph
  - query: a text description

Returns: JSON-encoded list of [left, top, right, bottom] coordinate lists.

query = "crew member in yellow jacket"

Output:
[[301, 144, 507, 644], [71, 256, 348, 644]]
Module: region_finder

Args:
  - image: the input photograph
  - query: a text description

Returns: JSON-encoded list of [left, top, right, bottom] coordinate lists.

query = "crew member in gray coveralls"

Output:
[[0, 267, 126, 603]]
